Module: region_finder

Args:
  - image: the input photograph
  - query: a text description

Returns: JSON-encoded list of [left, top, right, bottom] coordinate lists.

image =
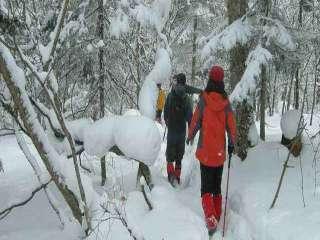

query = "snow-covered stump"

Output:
[[280, 110, 303, 157]]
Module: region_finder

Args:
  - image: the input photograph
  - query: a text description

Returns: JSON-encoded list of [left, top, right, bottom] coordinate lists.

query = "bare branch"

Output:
[[43, 0, 70, 71], [0, 180, 52, 219]]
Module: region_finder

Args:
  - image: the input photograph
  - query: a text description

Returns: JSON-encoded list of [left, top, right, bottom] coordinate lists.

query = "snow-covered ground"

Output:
[[1, 114, 320, 240]]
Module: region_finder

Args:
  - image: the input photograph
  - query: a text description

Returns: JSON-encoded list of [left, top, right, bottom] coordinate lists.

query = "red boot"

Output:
[[202, 193, 218, 234], [213, 194, 222, 221], [167, 163, 175, 185], [174, 165, 181, 184]]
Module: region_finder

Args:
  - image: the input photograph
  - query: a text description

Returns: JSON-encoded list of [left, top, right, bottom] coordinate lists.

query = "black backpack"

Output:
[[168, 86, 187, 129]]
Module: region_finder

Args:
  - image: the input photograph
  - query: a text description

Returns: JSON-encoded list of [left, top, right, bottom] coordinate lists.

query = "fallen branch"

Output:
[[0, 180, 52, 219], [114, 207, 143, 240], [270, 80, 308, 209]]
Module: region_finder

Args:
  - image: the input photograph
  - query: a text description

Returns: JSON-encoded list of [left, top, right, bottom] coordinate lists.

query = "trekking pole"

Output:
[[222, 153, 232, 238], [163, 126, 167, 141]]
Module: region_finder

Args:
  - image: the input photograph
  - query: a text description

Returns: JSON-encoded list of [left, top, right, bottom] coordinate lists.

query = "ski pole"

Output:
[[222, 153, 232, 238]]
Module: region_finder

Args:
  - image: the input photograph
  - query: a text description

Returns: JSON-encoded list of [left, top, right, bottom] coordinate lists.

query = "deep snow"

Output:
[[1, 114, 320, 240]]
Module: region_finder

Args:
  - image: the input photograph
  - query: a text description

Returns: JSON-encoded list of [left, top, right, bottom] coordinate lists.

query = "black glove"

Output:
[[228, 144, 234, 156]]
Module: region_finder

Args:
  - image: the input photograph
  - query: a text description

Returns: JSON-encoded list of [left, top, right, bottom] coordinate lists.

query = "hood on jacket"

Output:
[[204, 92, 229, 112]]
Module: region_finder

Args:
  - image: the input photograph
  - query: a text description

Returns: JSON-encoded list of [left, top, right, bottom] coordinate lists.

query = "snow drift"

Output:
[[84, 115, 161, 166]]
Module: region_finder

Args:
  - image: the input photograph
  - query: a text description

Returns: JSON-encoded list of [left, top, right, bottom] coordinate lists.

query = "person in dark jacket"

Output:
[[187, 65, 237, 235], [164, 73, 193, 186]]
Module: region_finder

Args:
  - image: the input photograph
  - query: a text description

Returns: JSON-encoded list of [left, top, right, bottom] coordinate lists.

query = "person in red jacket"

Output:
[[187, 65, 237, 235]]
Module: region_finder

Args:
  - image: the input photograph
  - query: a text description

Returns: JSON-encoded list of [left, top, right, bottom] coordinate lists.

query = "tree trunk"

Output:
[[294, 1, 303, 110], [191, 15, 198, 85], [310, 57, 320, 125], [98, 0, 106, 186], [271, 72, 277, 116], [226, 0, 252, 160], [287, 68, 295, 111], [260, 65, 267, 140], [294, 67, 300, 110]]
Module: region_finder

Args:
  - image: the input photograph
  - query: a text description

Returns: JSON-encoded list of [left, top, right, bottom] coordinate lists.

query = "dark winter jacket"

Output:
[[164, 84, 193, 144]]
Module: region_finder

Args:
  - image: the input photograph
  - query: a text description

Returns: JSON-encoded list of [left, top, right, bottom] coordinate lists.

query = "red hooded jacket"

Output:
[[188, 92, 237, 167]]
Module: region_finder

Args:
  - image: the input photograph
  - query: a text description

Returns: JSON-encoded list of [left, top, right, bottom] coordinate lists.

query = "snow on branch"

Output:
[[262, 17, 295, 50], [111, 0, 172, 46], [42, 0, 70, 70], [230, 44, 272, 103], [138, 48, 171, 119], [201, 18, 254, 61], [110, 8, 129, 38], [129, 0, 171, 34]]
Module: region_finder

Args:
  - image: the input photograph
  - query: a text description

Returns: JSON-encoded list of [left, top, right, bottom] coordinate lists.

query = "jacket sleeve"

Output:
[[185, 84, 202, 95], [225, 103, 237, 146], [163, 93, 171, 125], [188, 96, 205, 140], [185, 96, 193, 126]]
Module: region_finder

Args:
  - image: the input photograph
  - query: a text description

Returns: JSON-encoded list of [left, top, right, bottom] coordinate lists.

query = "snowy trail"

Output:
[[0, 135, 253, 240], [1, 114, 320, 240]]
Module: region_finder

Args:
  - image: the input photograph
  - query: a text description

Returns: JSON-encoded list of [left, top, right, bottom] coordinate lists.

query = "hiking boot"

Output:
[[213, 194, 222, 221], [202, 193, 218, 233], [174, 164, 181, 184], [167, 163, 175, 185]]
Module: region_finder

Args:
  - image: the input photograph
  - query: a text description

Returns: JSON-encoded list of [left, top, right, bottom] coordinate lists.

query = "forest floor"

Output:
[[1, 113, 320, 240]]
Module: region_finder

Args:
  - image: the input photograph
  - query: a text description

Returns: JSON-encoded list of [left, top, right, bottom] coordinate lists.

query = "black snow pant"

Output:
[[166, 141, 185, 168], [200, 163, 224, 196]]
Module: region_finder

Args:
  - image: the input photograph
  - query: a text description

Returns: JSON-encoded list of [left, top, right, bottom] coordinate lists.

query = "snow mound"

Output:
[[280, 110, 303, 139], [66, 118, 93, 142], [84, 116, 161, 165], [84, 117, 117, 157], [114, 116, 161, 165], [123, 109, 141, 116]]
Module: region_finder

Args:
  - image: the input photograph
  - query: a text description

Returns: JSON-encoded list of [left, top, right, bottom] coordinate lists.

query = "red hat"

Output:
[[209, 65, 224, 82]]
